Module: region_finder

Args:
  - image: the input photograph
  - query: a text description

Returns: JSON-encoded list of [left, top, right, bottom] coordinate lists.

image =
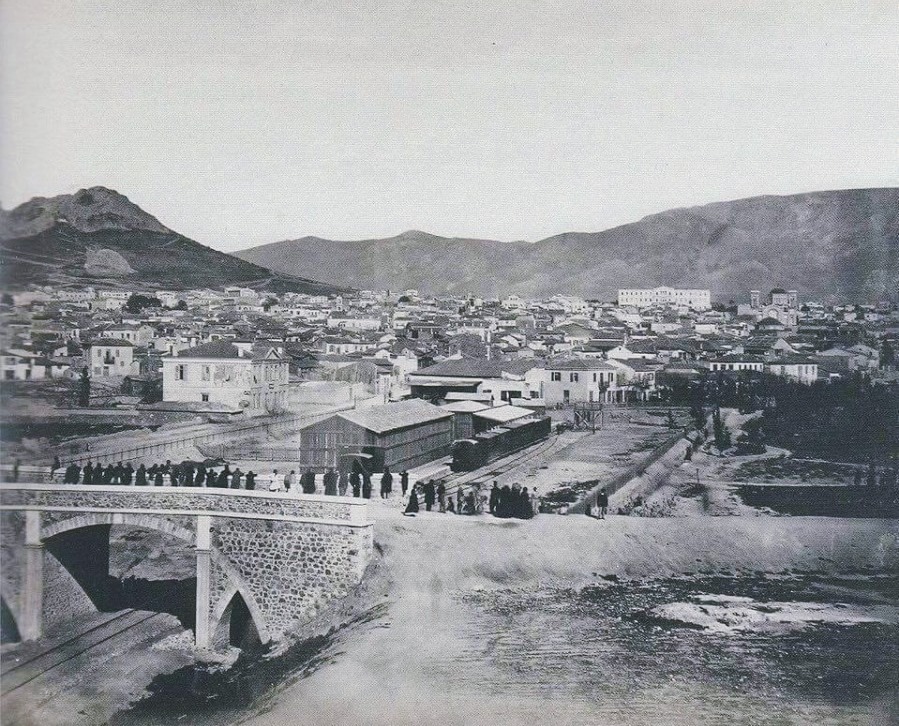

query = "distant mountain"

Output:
[[0, 187, 344, 294], [236, 189, 899, 302]]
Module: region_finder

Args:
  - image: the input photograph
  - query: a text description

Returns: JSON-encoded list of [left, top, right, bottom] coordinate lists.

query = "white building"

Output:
[[542, 358, 619, 405], [86, 339, 138, 377], [162, 341, 289, 414], [617, 287, 711, 310]]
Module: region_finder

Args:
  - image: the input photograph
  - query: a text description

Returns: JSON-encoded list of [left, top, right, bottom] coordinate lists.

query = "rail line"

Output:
[[1, 609, 165, 696], [441, 433, 566, 496]]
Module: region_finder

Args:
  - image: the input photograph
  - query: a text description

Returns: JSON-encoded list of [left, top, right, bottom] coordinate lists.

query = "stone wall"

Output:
[[0, 484, 373, 648], [210, 516, 372, 640]]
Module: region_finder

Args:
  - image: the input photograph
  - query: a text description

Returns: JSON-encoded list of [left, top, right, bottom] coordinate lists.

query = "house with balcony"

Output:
[[85, 338, 138, 377], [161, 341, 289, 414], [542, 358, 618, 406]]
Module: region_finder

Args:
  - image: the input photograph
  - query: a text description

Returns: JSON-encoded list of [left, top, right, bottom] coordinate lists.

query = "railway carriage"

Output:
[[450, 416, 551, 471]]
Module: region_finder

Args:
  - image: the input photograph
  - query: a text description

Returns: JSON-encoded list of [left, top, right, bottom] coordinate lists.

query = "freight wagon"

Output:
[[450, 416, 551, 471]]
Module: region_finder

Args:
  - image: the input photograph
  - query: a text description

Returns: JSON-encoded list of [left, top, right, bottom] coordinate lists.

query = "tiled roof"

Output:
[[87, 338, 135, 347], [545, 357, 617, 371], [176, 341, 244, 358]]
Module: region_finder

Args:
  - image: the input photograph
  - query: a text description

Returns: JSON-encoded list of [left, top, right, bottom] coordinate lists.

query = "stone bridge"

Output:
[[0, 484, 372, 650]]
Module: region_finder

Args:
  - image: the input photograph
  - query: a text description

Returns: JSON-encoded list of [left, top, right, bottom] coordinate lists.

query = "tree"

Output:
[[712, 407, 731, 451], [125, 293, 162, 314], [77, 367, 91, 407], [882, 339, 895, 368]]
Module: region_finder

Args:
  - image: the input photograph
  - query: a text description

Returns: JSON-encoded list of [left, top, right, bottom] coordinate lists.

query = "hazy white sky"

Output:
[[1, 0, 897, 251]]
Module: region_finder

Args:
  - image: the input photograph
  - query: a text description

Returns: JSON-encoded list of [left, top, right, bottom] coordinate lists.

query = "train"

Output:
[[450, 416, 552, 471]]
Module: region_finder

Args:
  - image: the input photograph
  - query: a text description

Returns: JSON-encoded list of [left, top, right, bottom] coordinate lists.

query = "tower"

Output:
[[749, 290, 760, 309]]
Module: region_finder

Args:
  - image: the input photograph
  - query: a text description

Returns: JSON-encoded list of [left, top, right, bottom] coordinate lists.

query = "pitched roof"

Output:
[[439, 400, 491, 413], [411, 358, 505, 378], [472, 405, 534, 423], [545, 357, 617, 371], [337, 399, 452, 434], [87, 338, 134, 347], [175, 341, 245, 359]]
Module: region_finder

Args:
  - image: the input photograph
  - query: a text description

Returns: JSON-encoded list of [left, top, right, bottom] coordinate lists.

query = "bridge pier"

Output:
[[194, 515, 212, 650], [20, 511, 43, 641]]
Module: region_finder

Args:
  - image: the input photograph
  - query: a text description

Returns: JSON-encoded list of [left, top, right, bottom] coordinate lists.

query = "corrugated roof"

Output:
[[337, 399, 452, 434]]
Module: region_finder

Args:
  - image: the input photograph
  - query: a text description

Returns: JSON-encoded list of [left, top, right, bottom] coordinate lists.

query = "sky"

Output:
[[1, 0, 897, 252]]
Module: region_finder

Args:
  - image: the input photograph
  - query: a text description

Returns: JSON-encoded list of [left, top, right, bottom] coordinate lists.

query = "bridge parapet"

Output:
[[0, 483, 373, 650]]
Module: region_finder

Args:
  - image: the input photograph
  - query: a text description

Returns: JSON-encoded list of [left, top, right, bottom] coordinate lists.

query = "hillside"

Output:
[[236, 189, 899, 302], [0, 187, 344, 294]]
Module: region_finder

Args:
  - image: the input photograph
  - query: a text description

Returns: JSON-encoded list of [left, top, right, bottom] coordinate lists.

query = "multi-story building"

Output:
[[161, 341, 289, 414], [617, 287, 711, 310], [542, 358, 619, 405], [85, 339, 137, 377]]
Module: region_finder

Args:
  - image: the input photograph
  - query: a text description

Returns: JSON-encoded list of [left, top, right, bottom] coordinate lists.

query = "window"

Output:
[[202, 365, 211, 381], [176, 364, 186, 380], [592, 373, 597, 382], [201, 393, 210, 402], [570, 373, 579, 382], [551, 372, 561, 382]]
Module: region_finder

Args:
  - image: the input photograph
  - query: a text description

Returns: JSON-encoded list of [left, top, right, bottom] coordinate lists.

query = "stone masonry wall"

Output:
[[1, 486, 358, 522], [211, 516, 373, 639]]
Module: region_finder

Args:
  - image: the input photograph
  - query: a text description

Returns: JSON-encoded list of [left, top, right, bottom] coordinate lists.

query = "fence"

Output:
[[56, 404, 353, 467], [565, 431, 686, 515]]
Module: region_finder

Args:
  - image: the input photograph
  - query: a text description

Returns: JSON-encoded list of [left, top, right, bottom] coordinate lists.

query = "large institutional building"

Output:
[[617, 287, 711, 310]]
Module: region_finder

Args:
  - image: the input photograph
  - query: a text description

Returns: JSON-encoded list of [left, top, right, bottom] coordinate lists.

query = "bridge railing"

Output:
[[0, 482, 370, 525]]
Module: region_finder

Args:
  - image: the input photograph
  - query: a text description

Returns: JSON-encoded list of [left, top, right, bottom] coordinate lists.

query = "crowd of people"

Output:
[[403, 479, 540, 519], [50, 456, 416, 501]]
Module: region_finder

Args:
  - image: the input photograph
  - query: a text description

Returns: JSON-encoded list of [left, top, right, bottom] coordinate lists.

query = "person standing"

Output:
[[489, 482, 500, 515], [324, 468, 338, 496], [285, 469, 297, 493], [231, 468, 243, 489], [245, 471, 257, 490], [380, 467, 393, 499], [400, 470, 409, 497], [269, 469, 282, 492], [403, 485, 420, 516], [305, 468, 317, 494], [153, 468, 164, 487], [82, 461, 94, 486], [122, 463, 134, 486], [424, 480, 436, 511], [338, 468, 349, 497], [361, 471, 372, 499], [195, 465, 206, 487], [437, 481, 446, 513], [597, 488, 609, 519], [351, 469, 361, 497]]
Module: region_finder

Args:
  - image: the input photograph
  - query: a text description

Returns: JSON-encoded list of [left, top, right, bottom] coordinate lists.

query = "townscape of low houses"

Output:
[[2, 285, 897, 421]]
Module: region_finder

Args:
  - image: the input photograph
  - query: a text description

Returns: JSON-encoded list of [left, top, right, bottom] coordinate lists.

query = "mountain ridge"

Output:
[[236, 188, 899, 302]]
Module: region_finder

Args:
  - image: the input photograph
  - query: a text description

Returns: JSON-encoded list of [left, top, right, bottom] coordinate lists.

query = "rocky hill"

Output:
[[236, 189, 899, 302], [0, 187, 343, 294]]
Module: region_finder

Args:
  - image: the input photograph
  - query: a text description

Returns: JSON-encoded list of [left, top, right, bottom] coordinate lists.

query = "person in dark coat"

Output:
[[520, 487, 533, 519], [338, 469, 349, 497], [324, 468, 338, 496], [596, 488, 609, 519], [380, 467, 393, 499], [82, 461, 94, 486], [489, 482, 500, 515], [400, 471, 409, 497], [153, 469, 164, 486], [245, 471, 256, 490], [423, 480, 436, 511], [350, 470, 361, 497], [437, 481, 446, 512], [361, 471, 372, 499], [216, 469, 229, 488], [122, 463, 134, 486], [403, 485, 420, 516], [195, 466, 206, 487], [104, 464, 116, 485], [136, 464, 147, 486], [63, 463, 77, 484], [231, 468, 243, 489], [495, 485, 513, 518], [447, 496, 456, 514]]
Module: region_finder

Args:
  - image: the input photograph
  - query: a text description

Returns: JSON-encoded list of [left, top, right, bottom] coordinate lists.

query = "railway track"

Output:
[[0, 609, 164, 696], [441, 434, 565, 496]]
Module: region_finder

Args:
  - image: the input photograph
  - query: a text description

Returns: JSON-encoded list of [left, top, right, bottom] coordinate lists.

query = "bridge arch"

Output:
[[39, 512, 271, 645]]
